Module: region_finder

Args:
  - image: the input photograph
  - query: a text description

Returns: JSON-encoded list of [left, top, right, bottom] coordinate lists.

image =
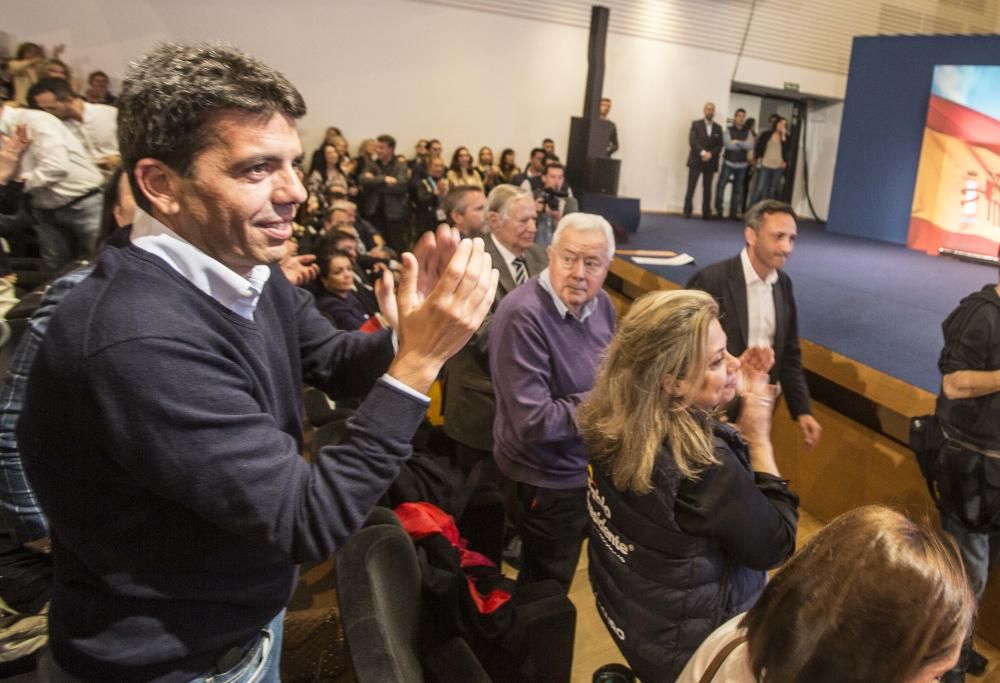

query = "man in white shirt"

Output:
[[0, 99, 104, 270], [28, 77, 120, 177], [687, 199, 822, 449]]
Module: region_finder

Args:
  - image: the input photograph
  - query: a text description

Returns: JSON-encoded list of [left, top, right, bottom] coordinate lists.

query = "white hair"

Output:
[[486, 185, 533, 222], [552, 212, 616, 261]]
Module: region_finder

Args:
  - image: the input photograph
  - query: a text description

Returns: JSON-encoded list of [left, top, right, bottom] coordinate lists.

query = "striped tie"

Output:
[[512, 257, 527, 285]]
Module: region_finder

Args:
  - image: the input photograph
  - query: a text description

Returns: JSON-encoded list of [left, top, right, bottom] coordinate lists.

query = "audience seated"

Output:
[[677, 505, 974, 683], [496, 148, 521, 186], [82, 70, 116, 105], [410, 156, 449, 235], [541, 137, 560, 162], [306, 142, 352, 211], [312, 247, 380, 330], [577, 289, 799, 682], [475, 146, 499, 193], [512, 147, 546, 187], [447, 146, 484, 190], [307, 126, 341, 174]]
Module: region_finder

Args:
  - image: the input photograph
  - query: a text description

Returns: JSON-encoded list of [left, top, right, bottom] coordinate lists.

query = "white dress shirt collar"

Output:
[[740, 247, 779, 288], [538, 267, 599, 322], [740, 247, 778, 347], [489, 233, 521, 284], [130, 207, 271, 320]]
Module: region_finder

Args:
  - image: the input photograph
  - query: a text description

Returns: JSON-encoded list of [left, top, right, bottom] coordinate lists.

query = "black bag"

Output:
[[910, 415, 1000, 532]]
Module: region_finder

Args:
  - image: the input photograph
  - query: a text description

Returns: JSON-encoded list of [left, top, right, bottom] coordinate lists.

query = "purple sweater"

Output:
[[489, 277, 615, 488]]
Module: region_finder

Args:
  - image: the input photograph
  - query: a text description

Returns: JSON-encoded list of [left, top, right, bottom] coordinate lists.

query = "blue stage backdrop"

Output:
[[828, 34, 1000, 245]]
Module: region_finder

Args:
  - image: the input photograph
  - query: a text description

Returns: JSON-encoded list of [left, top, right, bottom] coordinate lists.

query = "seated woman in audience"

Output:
[[312, 248, 379, 330], [678, 504, 974, 683], [476, 146, 499, 192], [577, 289, 799, 683], [308, 143, 353, 206], [307, 126, 342, 174], [446, 146, 484, 189], [496, 147, 521, 185]]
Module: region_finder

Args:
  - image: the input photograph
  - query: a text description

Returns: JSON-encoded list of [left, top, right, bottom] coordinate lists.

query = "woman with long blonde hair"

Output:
[[578, 289, 799, 682]]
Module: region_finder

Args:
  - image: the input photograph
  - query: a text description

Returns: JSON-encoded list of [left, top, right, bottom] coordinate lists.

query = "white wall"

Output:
[[4, 0, 847, 214]]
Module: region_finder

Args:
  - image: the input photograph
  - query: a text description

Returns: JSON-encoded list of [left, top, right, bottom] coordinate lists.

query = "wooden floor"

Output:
[[562, 509, 1000, 682]]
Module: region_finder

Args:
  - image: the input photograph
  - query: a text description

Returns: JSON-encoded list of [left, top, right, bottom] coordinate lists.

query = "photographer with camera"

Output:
[[533, 162, 577, 247], [924, 262, 1000, 682]]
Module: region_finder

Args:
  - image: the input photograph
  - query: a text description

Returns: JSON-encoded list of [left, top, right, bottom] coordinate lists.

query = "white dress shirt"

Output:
[[489, 232, 522, 285], [740, 247, 778, 347], [64, 102, 119, 171], [130, 207, 271, 320], [0, 106, 103, 209], [130, 207, 427, 401]]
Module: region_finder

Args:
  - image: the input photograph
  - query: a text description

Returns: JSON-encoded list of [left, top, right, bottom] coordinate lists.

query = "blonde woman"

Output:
[[578, 289, 799, 682]]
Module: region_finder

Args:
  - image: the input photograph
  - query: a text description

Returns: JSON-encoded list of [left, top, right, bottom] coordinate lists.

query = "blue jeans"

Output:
[[40, 609, 285, 683], [942, 515, 1000, 672], [749, 166, 784, 205], [715, 164, 747, 217], [30, 191, 103, 271]]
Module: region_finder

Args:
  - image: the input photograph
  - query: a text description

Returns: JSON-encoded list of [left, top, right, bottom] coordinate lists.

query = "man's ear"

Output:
[[744, 225, 756, 248], [133, 158, 183, 216]]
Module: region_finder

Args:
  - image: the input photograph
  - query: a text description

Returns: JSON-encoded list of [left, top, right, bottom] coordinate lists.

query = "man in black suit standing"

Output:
[[683, 101, 724, 220], [443, 185, 548, 473], [687, 199, 822, 448]]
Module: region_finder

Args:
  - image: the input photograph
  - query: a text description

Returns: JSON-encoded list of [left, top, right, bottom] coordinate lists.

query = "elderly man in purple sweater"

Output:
[[490, 212, 616, 592]]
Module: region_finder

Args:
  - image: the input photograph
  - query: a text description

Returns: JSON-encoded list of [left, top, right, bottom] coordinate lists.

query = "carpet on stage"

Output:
[[621, 213, 995, 393]]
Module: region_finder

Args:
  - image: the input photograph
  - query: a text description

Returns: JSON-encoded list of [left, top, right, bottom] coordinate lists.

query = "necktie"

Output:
[[512, 257, 527, 285]]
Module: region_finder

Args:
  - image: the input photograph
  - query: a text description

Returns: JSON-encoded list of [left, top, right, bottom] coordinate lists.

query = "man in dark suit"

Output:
[[683, 101, 724, 220], [358, 133, 410, 252], [687, 199, 822, 448], [443, 185, 548, 473]]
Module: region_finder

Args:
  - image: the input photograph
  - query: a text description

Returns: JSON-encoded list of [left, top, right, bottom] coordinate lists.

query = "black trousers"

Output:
[[684, 164, 715, 217], [511, 482, 588, 593]]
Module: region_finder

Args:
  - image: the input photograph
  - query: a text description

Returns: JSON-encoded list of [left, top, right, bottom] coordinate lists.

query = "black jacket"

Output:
[[587, 422, 798, 682], [687, 255, 812, 419], [686, 119, 723, 169]]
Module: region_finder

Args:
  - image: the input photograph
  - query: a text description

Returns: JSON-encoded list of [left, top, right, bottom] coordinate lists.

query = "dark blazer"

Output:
[[443, 234, 548, 451], [358, 157, 409, 222], [686, 119, 724, 170], [687, 255, 811, 418], [754, 130, 791, 165]]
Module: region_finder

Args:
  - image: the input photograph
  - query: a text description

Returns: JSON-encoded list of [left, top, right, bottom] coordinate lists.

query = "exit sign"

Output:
[[783, 82, 800, 92]]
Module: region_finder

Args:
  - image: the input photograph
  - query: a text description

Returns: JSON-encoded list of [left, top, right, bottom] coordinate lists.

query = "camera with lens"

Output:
[[535, 186, 568, 212]]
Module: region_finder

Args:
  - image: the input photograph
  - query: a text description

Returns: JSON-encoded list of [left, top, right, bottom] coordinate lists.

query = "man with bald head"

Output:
[[683, 101, 724, 220], [443, 185, 547, 474]]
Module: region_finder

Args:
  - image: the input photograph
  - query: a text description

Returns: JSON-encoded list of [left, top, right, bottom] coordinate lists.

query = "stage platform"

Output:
[[615, 213, 994, 394], [604, 211, 1000, 647]]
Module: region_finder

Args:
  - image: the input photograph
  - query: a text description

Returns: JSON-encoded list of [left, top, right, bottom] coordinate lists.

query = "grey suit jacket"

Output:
[[443, 234, 548, 451], [687, 255, 812, 419]]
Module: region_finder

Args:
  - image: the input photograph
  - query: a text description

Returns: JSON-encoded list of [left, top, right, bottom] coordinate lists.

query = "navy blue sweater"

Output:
[[18, 245, 426, 682]]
